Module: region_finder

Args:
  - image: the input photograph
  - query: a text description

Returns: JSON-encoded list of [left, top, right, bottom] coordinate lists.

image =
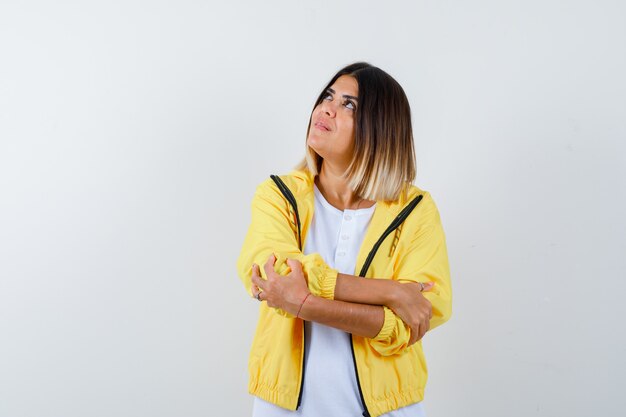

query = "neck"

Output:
[[315, 161, 374, 211]]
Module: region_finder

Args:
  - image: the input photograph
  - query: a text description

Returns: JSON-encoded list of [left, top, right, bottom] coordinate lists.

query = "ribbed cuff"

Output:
[[307, 263, 338, 300], [373, 306, 396, 341]]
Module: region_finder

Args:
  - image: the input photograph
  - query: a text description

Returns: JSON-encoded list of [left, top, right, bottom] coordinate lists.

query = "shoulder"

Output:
[[400, 183, 443, 227], [254, 168, 315, 200]]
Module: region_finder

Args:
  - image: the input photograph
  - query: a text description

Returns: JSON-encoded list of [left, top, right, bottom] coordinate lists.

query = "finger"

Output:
[[425, 299, 433, 319], [286, 258, 303, 274], [409, 324, 420, 346], [409, 324, 419, 346], [251, 283, 260, 298], [421, 282, 435, 292], [417, 321, 430, 340], [263, 254, 276, 278], [255, 263, 264, 280], [251, 272, 264, 290], [252, 284, 266, 302], [417, 320, 428, 342]]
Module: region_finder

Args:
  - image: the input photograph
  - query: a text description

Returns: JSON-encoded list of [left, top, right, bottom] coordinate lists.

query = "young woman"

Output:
[[236, 62, 452, 417]]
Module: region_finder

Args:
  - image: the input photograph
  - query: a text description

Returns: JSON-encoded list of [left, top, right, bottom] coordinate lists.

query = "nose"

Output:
[[320, 99, 336, 118]]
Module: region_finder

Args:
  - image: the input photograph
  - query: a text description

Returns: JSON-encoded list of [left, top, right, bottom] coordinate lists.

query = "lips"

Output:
[[314, 120, 331, 131]]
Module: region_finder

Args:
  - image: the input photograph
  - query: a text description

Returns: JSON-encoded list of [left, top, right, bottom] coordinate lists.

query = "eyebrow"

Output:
[[326, 87, 358, 101]]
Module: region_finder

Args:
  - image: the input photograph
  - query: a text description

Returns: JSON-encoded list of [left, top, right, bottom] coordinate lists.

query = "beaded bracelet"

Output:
[[296, 293, 312, 319]]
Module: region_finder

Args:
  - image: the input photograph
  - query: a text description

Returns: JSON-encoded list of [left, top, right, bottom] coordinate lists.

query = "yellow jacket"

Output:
[[236, 169, 452, 417]]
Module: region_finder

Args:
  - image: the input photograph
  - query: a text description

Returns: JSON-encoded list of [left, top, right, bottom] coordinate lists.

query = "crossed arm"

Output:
[[251, 254, 434, 346], [237, 179, 452, 355]]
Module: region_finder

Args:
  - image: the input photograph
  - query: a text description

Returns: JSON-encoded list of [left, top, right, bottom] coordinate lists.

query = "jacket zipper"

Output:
[[270, 175, 302, 250], [350, 335, 371, 417], [270, 175, 306, 410], [296, 324, 306, 408], [353, 193, 423, 417], [270, 175, 423, 414]]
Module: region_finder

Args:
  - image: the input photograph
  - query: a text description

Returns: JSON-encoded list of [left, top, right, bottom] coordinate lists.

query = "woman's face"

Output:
[[307, 75, 359, 167]]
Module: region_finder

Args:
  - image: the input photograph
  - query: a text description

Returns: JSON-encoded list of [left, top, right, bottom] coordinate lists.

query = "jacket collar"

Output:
[[288, 168, 417, 218]]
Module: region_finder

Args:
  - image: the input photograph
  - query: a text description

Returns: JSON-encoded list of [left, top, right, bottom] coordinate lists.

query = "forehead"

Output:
[[329, 75, 358, 95]]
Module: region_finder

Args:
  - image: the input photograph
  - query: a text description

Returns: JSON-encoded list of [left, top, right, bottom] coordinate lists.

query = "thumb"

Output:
[[421, 281, 435, 292]]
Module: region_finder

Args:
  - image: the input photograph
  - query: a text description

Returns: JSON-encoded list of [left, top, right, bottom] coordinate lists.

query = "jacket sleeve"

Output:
[[236, 179, 339, 317], [367, 194, 453, 356]]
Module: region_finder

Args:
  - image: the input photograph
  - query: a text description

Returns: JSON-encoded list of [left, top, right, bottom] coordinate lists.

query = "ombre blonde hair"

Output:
[[295, 62, 416, 203]]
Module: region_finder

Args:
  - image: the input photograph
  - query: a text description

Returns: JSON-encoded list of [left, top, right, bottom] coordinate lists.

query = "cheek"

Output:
[[339, 121, 356, 148]]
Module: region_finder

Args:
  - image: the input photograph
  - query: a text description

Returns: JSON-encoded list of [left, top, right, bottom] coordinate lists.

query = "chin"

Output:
[[306, 135, 325, 155]]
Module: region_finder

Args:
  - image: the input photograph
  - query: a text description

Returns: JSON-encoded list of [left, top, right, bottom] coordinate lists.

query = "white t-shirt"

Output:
[[252, 184, 426, 417]]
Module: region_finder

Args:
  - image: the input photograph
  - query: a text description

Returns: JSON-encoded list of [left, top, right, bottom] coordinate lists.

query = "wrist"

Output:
[[383, 280, 401, 307], [286, 291, 311, 317], [297, 294, 319, 321], [296, 292, 312, 318]]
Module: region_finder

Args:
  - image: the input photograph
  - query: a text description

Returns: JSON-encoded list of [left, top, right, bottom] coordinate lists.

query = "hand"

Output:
[[250, 254, 311, 316], [388, 281, 434, 346]]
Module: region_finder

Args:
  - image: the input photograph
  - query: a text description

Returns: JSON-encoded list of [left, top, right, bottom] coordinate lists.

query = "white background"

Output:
[[1, 1, 625, 416]]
